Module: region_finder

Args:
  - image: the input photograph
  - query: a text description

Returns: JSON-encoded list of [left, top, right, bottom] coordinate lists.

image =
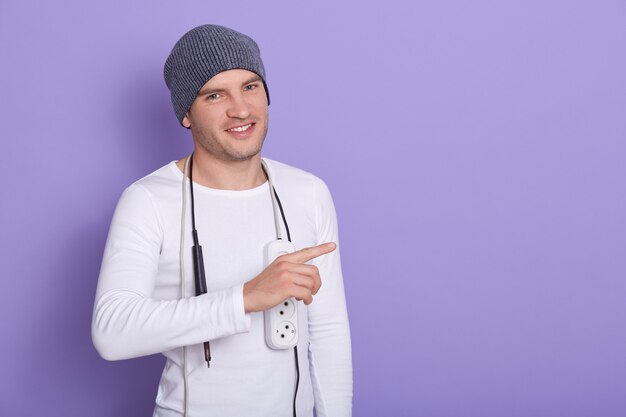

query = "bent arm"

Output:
[[92, 285, 249, 361], [91, 184, 250, 361]]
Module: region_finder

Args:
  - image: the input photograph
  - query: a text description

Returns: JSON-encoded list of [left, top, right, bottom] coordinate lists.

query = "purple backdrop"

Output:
[[1, 1, 625, 416]]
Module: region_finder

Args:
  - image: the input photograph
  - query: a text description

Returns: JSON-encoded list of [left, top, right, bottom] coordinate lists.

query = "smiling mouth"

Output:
[[226, 123, 254, 133]]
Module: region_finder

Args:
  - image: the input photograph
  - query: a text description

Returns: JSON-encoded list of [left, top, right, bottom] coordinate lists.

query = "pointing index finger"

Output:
[[284, 242, 336, 264]]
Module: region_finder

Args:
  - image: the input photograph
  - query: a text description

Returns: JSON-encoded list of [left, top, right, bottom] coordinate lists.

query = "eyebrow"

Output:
[[198, 75, 263, 95]]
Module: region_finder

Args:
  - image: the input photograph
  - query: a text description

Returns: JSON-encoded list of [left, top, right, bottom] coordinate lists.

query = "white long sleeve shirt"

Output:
[[92, 158, 352, 417]]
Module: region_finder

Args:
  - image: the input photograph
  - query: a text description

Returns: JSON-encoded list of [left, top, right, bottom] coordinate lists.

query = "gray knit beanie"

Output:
[[164, 24, 270, 126]]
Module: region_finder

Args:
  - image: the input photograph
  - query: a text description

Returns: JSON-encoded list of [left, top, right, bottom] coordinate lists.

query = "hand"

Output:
[[243, 242, 336, 313]]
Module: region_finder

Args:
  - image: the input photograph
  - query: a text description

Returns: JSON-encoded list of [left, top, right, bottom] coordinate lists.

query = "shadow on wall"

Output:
[[28, 68, 190, 416], [25, 217, 165, 417], [83, 67, 189, 414], [113, 65, 193, 177]]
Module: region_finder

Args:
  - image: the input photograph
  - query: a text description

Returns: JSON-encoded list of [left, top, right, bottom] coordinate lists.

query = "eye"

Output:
[[244, 83, 259, 91], [206, 93, 221, 101]]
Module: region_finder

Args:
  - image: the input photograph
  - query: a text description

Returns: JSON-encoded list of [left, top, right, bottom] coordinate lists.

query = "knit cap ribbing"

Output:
[[164, 24, 269, 126]]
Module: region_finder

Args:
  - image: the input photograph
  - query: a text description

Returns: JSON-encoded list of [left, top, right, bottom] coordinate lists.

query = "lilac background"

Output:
[[1, 1, 625, 416]]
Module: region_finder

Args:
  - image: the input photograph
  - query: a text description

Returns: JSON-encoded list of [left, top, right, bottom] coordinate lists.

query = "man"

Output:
[[92, 24, 352, 417]]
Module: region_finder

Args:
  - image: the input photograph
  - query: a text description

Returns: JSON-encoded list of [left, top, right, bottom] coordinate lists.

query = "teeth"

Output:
[[229, 123, 252, 132]]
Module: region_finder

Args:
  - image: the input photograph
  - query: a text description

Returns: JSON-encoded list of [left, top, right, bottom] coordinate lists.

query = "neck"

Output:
[[177, 152, 266, 191]]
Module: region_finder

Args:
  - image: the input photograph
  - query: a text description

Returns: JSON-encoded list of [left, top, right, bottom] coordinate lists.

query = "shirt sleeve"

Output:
[[91, 183, 251, 361], [307, 178, 353, 417]]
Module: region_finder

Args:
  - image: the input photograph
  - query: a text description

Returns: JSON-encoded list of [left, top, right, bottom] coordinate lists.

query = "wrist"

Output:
[[243, 282, 254, 314]]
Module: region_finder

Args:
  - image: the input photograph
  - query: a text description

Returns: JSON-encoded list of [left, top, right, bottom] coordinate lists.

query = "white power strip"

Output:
[[264, 240, 298, 349]]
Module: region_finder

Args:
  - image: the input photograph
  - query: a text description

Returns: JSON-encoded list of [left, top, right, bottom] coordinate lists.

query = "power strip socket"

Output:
[[264, 240, 298, 349]]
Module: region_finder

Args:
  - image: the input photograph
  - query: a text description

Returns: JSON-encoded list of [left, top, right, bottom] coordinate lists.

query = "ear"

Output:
[[182, 113, 191, 129]]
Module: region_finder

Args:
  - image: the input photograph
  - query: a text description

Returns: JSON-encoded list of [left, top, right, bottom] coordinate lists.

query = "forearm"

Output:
[[92, 285, 250, 361]]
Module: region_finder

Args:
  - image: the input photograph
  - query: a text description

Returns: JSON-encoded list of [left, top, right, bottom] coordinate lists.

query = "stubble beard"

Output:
[[196, 121, 268, 163]]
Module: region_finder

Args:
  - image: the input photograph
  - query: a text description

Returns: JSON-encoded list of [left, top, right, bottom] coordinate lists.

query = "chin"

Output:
[[225, 146, 263, 162]]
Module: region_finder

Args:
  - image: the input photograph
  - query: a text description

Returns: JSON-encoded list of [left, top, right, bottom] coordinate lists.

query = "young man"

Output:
[[92, 24, 352, 417]]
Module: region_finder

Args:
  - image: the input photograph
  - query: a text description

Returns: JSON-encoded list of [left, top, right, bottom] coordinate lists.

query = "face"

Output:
[[182, 69, 269, 163]]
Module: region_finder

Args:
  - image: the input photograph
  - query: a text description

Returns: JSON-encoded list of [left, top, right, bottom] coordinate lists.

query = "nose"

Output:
[[226, 92, 251, 119]]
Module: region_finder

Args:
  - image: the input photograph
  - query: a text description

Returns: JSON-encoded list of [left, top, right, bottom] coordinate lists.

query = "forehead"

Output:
[[199, 69, 261, 91]]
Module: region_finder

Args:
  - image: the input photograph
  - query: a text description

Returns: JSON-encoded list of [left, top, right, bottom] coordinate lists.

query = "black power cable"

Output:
[[189, 155, 212, 367]]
